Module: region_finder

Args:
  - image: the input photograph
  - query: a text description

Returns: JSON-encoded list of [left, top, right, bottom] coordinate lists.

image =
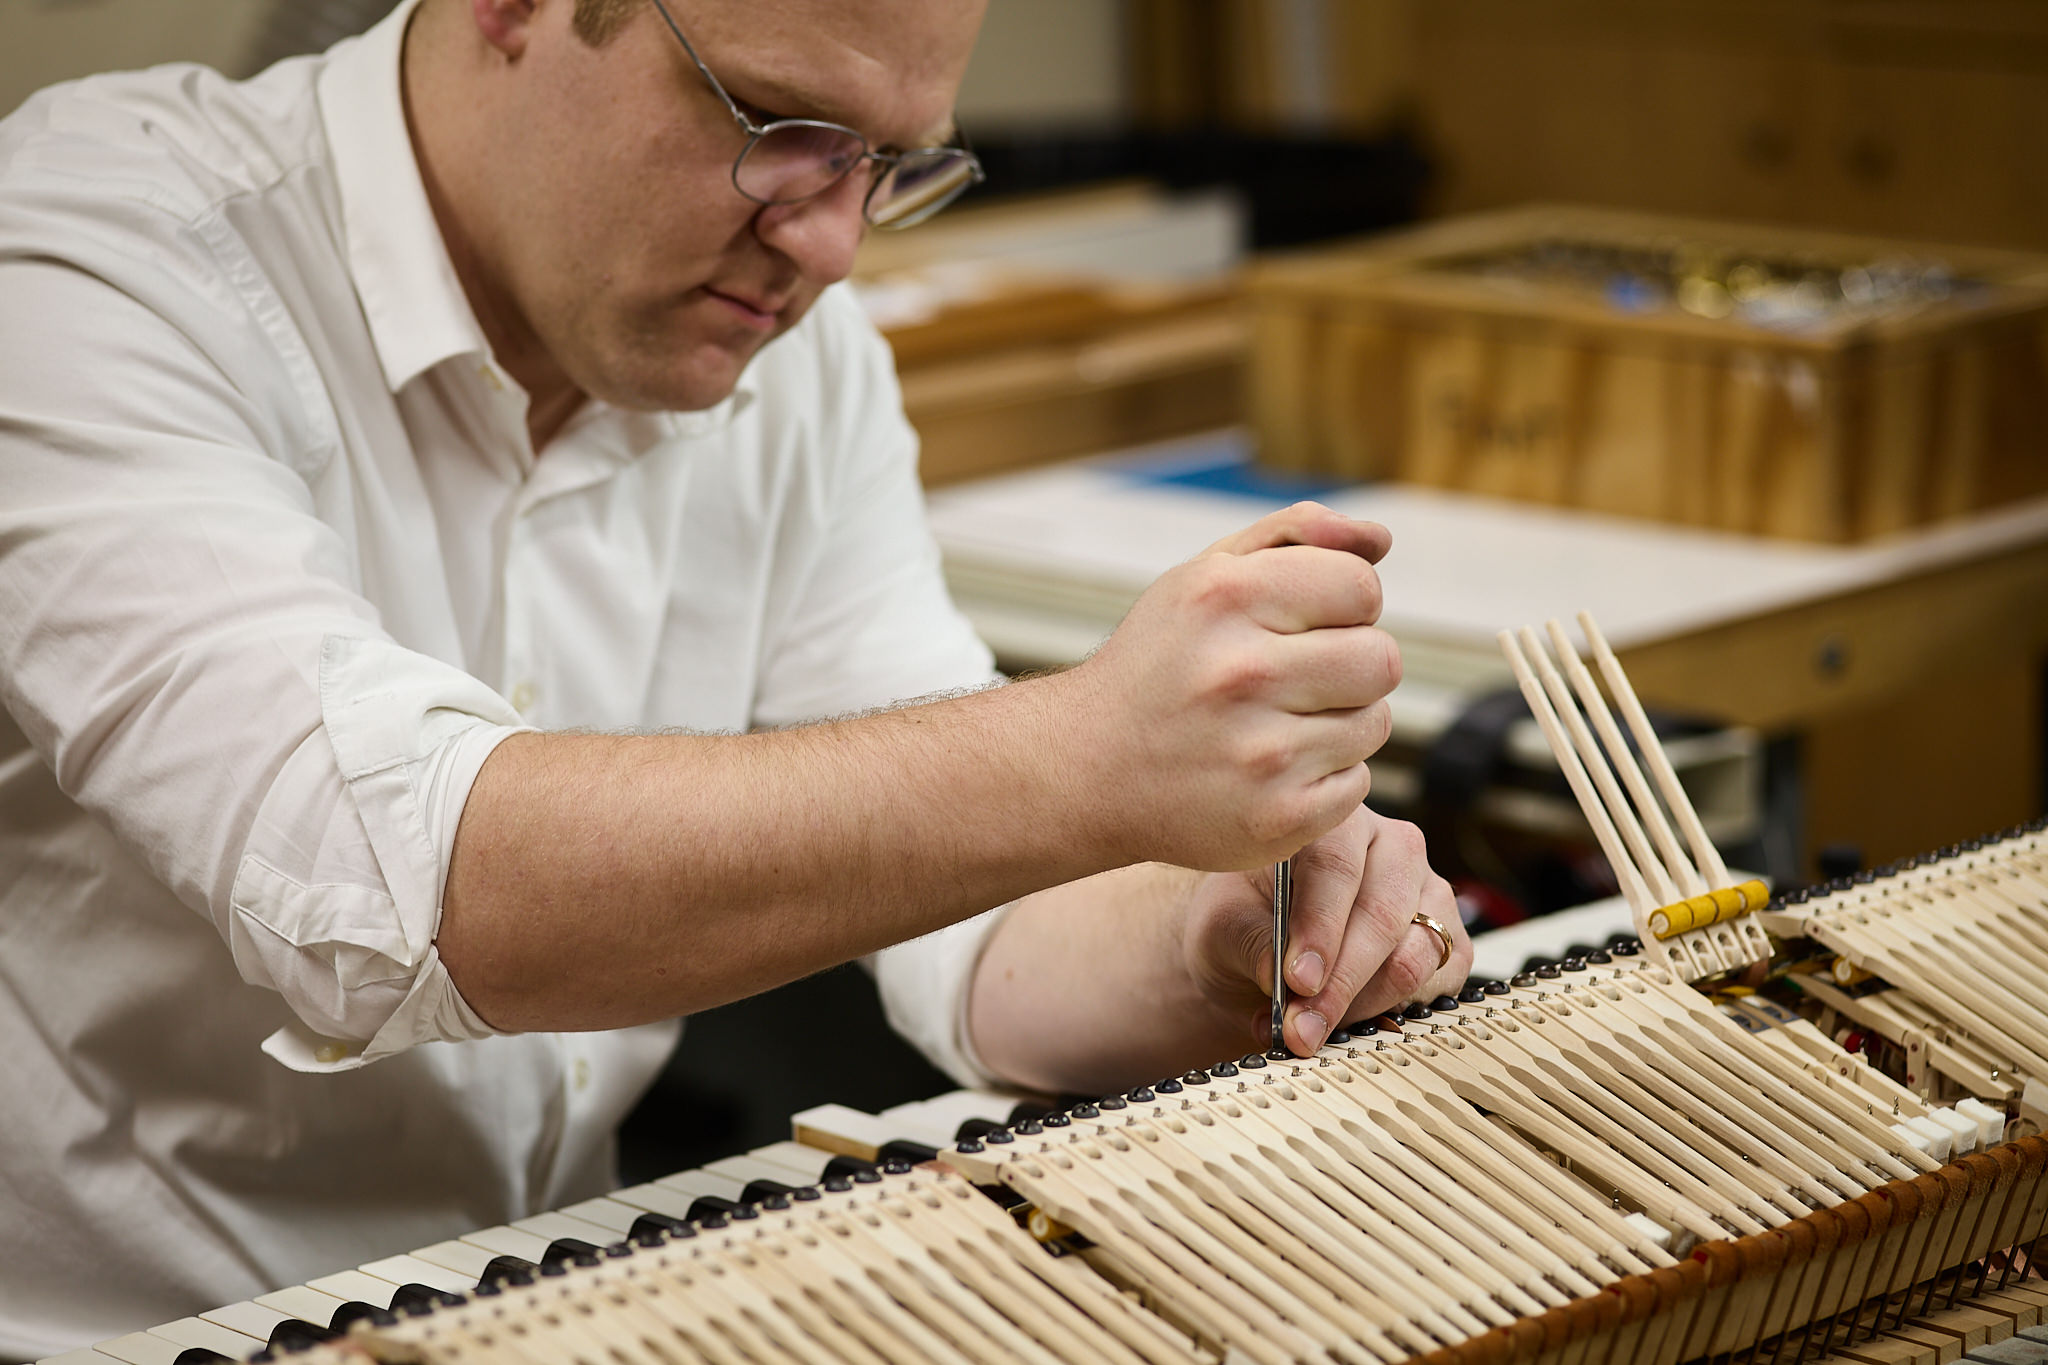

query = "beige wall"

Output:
[[955, 0, 1127, 129], [3, 0, 1132, 129], [0, 0, 272, 117]]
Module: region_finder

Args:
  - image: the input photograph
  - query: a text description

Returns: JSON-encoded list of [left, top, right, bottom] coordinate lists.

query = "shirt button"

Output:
[[572, 1058, 591, 1093], [509, 680, 537, 713]]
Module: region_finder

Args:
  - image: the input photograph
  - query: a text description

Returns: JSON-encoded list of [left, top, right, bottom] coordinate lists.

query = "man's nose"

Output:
[[753, 170, 869, 286]]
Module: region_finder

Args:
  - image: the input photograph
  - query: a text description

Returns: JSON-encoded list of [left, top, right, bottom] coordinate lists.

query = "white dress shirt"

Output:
[[0, 2, 1007, 1355]]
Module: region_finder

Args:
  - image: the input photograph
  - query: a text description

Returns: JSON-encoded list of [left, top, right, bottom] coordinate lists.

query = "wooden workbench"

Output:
[[925, 431, 2048, 872]]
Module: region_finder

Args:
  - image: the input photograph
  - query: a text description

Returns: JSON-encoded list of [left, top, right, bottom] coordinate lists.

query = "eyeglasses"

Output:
[[647, 0, 986, 230]]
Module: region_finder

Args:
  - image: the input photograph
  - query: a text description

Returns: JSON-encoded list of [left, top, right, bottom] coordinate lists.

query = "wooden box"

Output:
[[1248, 205, 2048, 541], [887, 283, 1244, 487]]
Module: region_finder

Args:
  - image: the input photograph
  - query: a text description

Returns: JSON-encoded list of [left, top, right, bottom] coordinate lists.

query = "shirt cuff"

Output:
[[867, 903, 1014, 1089], [262, 943, 497, 1072], [234, 634, 533, 1065]]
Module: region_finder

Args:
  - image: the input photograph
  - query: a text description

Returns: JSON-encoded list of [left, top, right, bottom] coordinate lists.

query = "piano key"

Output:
[[40, 1349, 128, 1365], [251, 1286, 347, 1326], [877, 1090, 1018, 1146], [456, 1223, 551, 1263], [701, 1154, 823, 1189], [652, 1168, 745, 1201], [145, 1317, 264, 1357], [509, 1210, 621, 1246], [790, 1102, 896, 1159], [740, 1141, 837, 1180], [550, 1197, 644, 1237], [606, 1181, 700, 1221], [304, 1270, 403, 1305], [91, 1334, 183, 1365], [196, 1302, 291, 1341], [361, 1249, 482, 1293]]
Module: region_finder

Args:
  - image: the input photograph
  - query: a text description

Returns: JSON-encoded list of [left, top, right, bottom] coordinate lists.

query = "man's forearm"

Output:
[[967, 863, 1245, 1095], [438, 676, 1113, 1032], [439, 503, 1406, 1041]]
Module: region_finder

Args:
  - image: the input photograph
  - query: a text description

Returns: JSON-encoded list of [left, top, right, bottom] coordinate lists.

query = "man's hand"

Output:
[[969, 806, 1471, 1094], [1060, 502, 1400, 873], [1181, 805, 1472, 1056]]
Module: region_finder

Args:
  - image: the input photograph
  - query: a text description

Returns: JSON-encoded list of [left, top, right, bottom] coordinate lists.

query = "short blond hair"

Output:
[[572, 0, 642, 44]]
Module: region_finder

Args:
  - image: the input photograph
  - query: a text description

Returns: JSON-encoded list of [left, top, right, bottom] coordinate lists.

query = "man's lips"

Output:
[[703, 287, 783, 328]]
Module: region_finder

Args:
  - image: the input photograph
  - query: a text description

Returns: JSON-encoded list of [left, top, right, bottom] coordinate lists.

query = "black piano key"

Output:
[[266, 1320, 340, 1354], [1006, 1099, 1055, 1125], [740, 1177, 798, 1204], [820, 1154, 878, 1182], [477, 1254, 537, 1288], [877, 1138, 939, 1166], [954, 1116, 1004, 1142], [173, 1351, 231, 1365], [388, 1283, 465, 1315], [630, 1214, 696, 1247], [542, 1237, 604, 1268], [328, 1301, 399, 1332]]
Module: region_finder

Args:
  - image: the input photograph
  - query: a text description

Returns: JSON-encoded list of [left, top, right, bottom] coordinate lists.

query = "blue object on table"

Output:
[[1109, 433, 1357, 503]]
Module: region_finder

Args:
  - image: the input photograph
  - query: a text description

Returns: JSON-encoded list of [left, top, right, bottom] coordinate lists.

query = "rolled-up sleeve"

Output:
[[0, 242, 521, 1070]]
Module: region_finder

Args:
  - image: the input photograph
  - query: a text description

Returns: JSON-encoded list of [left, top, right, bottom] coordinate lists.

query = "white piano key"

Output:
[[198, 1301, 290, 1341], [459, 1224, 551, 1263], [880, 1089, 1020, 1146], [252, 1286, 348, 1325], [747, 1141, 837, 1180], [511, 1210, 619, 1247], [366, 1247, 487, 1291], [39, 1349, 127, 1365], [555, 1196, 643, 1236], [653, 1168, 745, 1201], [92, 1334, 183, 1365], [147, 1316, 264, 1357], [702, 1154, 820, 1188], [306, 1270, 404, 1305], [790, 1102, 896, 1157], [607, 1181, 700, 1220], [862, 1109, 952, 1148]]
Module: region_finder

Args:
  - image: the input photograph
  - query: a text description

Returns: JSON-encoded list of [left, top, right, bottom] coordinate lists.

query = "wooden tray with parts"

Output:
[[1248, 205, 2048, 542]]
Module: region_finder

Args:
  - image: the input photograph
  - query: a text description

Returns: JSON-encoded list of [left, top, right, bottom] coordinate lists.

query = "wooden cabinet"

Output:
[[1131, 0, 2048, 253]]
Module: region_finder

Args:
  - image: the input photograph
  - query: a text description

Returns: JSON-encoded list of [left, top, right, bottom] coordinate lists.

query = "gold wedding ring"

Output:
[[1411, 911, 1455, 971]]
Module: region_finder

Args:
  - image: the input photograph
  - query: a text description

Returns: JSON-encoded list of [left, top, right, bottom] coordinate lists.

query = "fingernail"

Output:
[[1296, 1009, 1330, 1052], [1289, 951, 1326, 995]]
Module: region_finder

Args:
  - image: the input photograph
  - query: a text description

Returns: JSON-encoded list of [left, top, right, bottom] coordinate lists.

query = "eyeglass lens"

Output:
[[869, 149, 980, 228], [736, 124, 979, 228], [734, 124, 867, 205]]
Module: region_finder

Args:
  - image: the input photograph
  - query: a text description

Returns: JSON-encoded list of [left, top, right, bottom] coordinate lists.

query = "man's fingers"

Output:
[[1332, 874, 1471, 1028], [1277, 824, 1368, 1003], [1277, 819, 1472, 1051], [1202, 502, 1392, 565], [1182, 544, 1385, 636], [1252, 631, 1401, 714]]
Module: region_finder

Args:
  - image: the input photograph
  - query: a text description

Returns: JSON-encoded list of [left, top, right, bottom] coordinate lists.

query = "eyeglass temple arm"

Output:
[[647, 0, 757, 137]]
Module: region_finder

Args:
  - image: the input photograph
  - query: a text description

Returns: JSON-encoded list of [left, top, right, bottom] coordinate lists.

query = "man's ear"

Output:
[[470, 0, 542, 58]]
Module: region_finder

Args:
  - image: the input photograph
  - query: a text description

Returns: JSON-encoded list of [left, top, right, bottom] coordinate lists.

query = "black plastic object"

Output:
[[628, 1211, 689, 1244], [328, 1302, 399, 1332], [387, 1283, 464, 1314], [266, 1321, 339, 1353], [542, 1237, 603, 1268], [477, 1254, 537, 1288], [877, 1139, 940, 1166]]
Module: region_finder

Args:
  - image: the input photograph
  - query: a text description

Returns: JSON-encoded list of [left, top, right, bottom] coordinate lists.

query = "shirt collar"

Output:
[[315, 0, 760, 429], [316, 0, 495, 395]]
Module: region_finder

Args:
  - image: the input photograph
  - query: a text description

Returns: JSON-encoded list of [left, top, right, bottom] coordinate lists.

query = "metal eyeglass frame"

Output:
[[646, 0, 985, 229]]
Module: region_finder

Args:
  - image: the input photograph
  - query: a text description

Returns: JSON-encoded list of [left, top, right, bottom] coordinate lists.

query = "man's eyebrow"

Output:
[[730, 71, 959, 152]]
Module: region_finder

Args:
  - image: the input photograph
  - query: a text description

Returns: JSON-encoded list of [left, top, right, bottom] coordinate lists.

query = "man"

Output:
[[0, 0, 1468, 1354]]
